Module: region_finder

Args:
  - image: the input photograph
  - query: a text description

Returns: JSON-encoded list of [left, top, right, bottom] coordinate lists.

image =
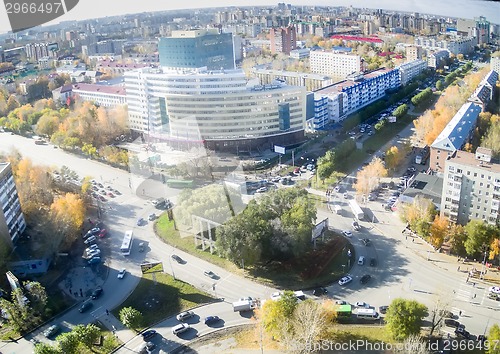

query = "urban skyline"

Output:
[[0, 0, 499, 34]]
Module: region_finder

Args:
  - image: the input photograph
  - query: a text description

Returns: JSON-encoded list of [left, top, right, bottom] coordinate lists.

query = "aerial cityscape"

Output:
[[0, 2, 499, 354]]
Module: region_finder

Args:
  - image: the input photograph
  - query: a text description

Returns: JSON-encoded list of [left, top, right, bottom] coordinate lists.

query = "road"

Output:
[[0, 133, 274, 354]]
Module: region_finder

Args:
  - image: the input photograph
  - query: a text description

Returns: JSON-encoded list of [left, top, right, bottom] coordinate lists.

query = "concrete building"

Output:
[[0, 162, 26, 246], [124, 68, 307, 152], [406, 45, 423, 62], [270, 25, 297, 55], [468, 70, 498, 111], [399, 173, 444, 210], [25, 42, 58, 62], [441, 149, 500, 225], [289, 48, 310, 59], [52, 82, 126, 107], [310, 51, 363, 78], [427, 50, 449, 69], [310, 68, 399, 130], [430, 102, 482, 173], [251, 68, 333, 91], [457, 16, 491, 44], [81, 40, 124, 57], [414, 37, 476, 56], [158, 29, 235, 70], [491, 57, 500, 76], [397, 59, 427, 86]]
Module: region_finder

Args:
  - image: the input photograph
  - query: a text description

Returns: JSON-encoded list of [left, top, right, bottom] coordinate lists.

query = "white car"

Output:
[[85, 245, 99, 252], [172, 323, 190, 335], [489, 286, 500, 294], [355, 301, 370, 308], [176, 311, 194, 321], [338, 275, 353, 286], [87, 249, 101, 258], [343, 193, 349, 199], [342, 230, 353, 238], [271, 292, 282, 300], [117, 268, 126, 279], [256, 187, 268, 193], [335, 300, 347, 305], [334, 186, 340, 193]]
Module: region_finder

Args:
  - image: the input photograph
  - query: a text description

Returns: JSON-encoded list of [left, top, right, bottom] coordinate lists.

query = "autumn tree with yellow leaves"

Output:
[[353, 158, 387, 195], [50, 193, 86, 249], [429, 215, 449, 249]]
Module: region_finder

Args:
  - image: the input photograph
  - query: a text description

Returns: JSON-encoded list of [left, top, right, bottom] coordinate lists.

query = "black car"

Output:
[[360, 274, 371, 284], [171, 254, 184, 263], [369, 258, 377, 267], [444, 319, 463, 328], [312, 287, 328, 296], [204, 316, 221, 325], [141, 329, 157, 341], [455, 327, 471, 339], [90, 286, 103, 300], [361, 238, 371, 246], [379, 305, 389, 314], [79, 301, 93, 313]]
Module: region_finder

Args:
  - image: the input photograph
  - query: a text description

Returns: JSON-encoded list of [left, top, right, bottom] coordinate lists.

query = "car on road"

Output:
[[361, 238, 371, 246], [489, 286, 500, 294], [98, 229, 107, 238], [172, 323, 190, 335], [342, 230, 352, 238], [204, 316, 221, 325], [271, 291, 283, 300], [117, 268, 127, 279], [355, 302, 370, 308], [360, 274, 372, 284], [379, 306, 389, 314], [90, 286, 103, 299], [43, 324, 60, 338], [204, 270, 218, 279], [455, 327, 471, 339], [176, 311, 194, 321], [79, 301, 93, 313], [352, 221, 361, 231], [334, 186, 340, 193], [137, 218, 145, 226], [335, 300, 347, 305], [148, 213, 157, 221], [256, 187, 268, 193], [369, 258, 377, 267], [444, 319, 464, 328], [84, 235, 97, 244], [171, 254, 184, 263], [88, 256, 101, 265], [139, 342, 155, 354], [312, 287, 328, 296], [338, 275, 353, 286], [343, 193, 349, 199], [141, 329, 157, 341]]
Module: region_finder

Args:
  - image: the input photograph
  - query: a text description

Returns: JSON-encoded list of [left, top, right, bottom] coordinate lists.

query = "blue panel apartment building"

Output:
[[0, 162, 26, 246]]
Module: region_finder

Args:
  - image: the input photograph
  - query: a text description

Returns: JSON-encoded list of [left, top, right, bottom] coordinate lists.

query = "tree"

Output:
[[393, 104, 409, 119], [34, 342, 61, 354], [353, 157, 387, 195], [385, 146, 404, 171], [482, 118, 500, 158], [436, 80, 444, 91], [82, 143, 97, 158], [6, 95, 20, 112], [385, 298, 428, 340], [448, 224, 467, 256], [429, 215, 449, 249], [23, 281, 48, 315], [490, 238, 500, 263], [73, 324, 101, 350], [428, 295, 451, 336], [56, 332, 79, 354], [487, 324, 500, 354], [261, 291, 298, 340], [50, 193, 86, 249], [464, 220, 496, 256], [399, 196, 435, 237], [399, 335, 432, 354], [119, 307, 143, 331]]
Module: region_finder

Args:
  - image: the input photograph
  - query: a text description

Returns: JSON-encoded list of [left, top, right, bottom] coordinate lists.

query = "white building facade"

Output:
[[397, 60, 427, 86], [310, 51, 363, 78]]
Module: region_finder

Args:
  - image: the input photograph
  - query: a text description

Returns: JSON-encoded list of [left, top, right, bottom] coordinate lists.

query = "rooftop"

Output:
[[72, 83, 126, 96], [401, 173, 444, 206], [314, 68, 394, 95], [447, 150, 500, 174]]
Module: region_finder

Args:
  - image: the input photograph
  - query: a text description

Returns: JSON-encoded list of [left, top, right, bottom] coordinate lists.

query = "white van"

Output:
[[358, 256, 365, 265]]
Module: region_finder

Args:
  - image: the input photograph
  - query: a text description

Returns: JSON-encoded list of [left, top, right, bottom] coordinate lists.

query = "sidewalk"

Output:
[[95, 311, 137, 344]]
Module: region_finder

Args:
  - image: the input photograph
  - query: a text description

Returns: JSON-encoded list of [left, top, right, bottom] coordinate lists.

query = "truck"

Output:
[[348, 199, 364, 220], [415, 146, 430, 165], [232, 300, 254, 312]]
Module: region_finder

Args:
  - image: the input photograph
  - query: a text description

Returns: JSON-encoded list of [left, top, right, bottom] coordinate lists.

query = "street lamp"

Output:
[[168, 254, 176, 280], [480, 244, 488, 279]]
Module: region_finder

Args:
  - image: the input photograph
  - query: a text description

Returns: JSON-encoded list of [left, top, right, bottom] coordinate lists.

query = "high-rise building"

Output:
[[270, 25, 297, 55], [441, 148, 500, 226], [406, 46, 423, 62], [491, 57, 500, 76], [397, 59, 427, 86], [0, 162, 26, 246], [158, 29, 235, 70], [310, 51, 362, 78]]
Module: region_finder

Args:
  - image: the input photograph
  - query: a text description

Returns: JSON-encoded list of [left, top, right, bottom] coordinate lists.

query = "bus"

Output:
[[348, 200, 364, 220], [356, 308, 380, 320], [336, 304, 352, 318], [120, 230, 133, 256], [166, 179, 194, 188]]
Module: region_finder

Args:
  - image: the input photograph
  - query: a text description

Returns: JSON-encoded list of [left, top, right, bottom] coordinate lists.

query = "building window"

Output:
[[481, 174, 484, 179], [474, 173, 477, 177]]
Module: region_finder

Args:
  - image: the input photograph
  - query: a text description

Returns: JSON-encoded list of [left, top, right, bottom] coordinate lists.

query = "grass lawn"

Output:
[[112, 272, 213, 329], [325, 324, 394, 344]]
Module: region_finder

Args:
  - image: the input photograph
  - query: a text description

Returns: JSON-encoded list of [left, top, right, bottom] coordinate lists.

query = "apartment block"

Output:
[[310, 51, 362, 78], [468, 70, 498, 111], [397, 59, 427, 86], [491, 57, 500, 76], [427, 50, 449, 69], [0, 162, 26, 246], [270, 26, 297, 55], [441, 149, 500, 225], [406, 46, 423, 62], [251, 68, 333, 91]]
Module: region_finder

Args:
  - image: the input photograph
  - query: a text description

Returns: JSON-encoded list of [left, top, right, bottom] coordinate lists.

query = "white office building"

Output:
[[124, 68, 307, 151], [310, 51, 363, 78], [397, 60, 427, 86]]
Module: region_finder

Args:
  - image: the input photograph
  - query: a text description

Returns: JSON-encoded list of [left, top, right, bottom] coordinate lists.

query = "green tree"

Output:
[[385, 298, 428, 340], [56, 331, 79, 354], [73, 324, 101, 350], [82, 143, 97, 158], [464, 220, 496, 256], [119, 307, 143, 331], [392, 104, 409, 119], [482, 119, 500, 158], [436, 80, 444, 91], [487, 324, 500, 354], [24, 281, 48, 315], [34, 342, 61, 354]]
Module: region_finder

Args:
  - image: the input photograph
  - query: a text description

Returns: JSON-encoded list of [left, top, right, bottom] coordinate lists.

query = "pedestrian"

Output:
[[458, 266, 460, 272], [473, 294, 476, 299], [473, 282, 476, 288], [106, 309, 109, 315], [459, 310, 462, 316], [412, 238, 414, 243], [405, 236, 408, 240]]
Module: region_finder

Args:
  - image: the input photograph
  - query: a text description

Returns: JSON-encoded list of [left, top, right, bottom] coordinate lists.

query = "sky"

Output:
[[0, 0, 499, 34]]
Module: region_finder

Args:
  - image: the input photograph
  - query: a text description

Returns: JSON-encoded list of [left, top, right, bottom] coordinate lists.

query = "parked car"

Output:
[[90, 286, 103, 299], [256, 187, 268, 193], [172, 323, 190, 335], [43, 324, 60, 338], [141, 329, 157, 341], [86, 244, 99, 252], [352, 221, 361, 231], [360, 274, 372, 284], [361, 238, 371, 246], [338, 275, 353, 286], [312, 287, 328, 296], [379, 305, 389, 314], [89, 227, 100, 235], [204, 316, 220, 325], [79, 301, 93, 313], [335, 300, 347, 305], [137, 218, 145, 226], [87, 249, 101, 258], [176, 311, 194, 321], [204, 270, 217, 279], [342, 230, 352, 238], [455, 327, 471, 339], [88, 256, 101, 265], [139, 342, 156, 354], [444, 319, 464, 328], [117, 268, 126, 279], [84, 236, 97, 244], [98, 229, 107, 238], [148, 213, 157, 221], [369, 258, 377, 267], [355, 302, 370, 308]]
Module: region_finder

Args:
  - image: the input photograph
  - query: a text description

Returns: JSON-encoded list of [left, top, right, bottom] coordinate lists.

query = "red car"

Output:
[[98, 229, 107, 238]]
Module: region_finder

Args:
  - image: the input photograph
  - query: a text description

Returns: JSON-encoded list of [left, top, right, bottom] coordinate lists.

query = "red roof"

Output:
[[331, 35, 383, 44], [72, 83, 125, 95]]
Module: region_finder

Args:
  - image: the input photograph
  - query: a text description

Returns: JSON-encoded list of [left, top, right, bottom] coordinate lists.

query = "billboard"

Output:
[[140, 262, 164, 274], [274, 145, 285, 154]]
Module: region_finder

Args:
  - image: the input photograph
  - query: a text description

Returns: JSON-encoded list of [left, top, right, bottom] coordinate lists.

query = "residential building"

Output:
[[289, 48, 310, 59], [457, 16, 491, 44], [310, 51, 363, 78], [468, 70, 498, 111], [81, 40, 124, 57], [406, 45, 423, 62], [251, 68, 333, 91], [125, 67, 306, 152], [0, 162, 26, 246], [430, 102, 482, 173], [397, 59, 427, 86], [158, 29, 235, 70], [441, 149, 500, 225], [51, 82, 126, 107], [96, 60, 150, 76], [399, 173, 444, 210], [310, 68, 399, 130], [427, 50, 449, 69], [491, 57, 500, 76], [414, 37, 476, 56], [270, 25, 297, 55], [25, 42, 58, 62]]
